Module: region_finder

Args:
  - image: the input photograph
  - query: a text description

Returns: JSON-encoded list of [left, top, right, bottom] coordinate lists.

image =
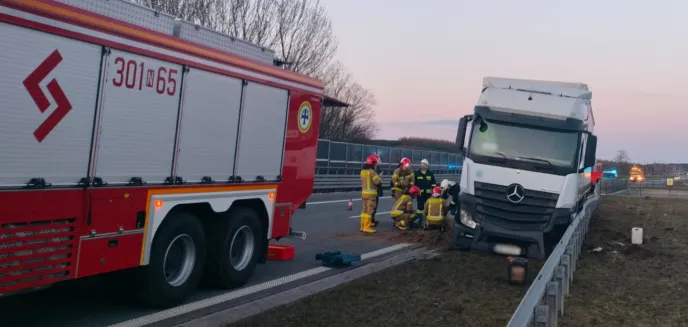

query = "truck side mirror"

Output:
[[583, 135, 597, 168], [456, 116, 469, 153]]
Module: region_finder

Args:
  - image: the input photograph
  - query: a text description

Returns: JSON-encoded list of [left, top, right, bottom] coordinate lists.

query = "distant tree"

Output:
[[317, 61, 377, 141], [613, 150, 630, 163]]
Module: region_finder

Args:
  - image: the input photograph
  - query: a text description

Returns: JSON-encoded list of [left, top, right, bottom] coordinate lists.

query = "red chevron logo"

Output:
[[23, 49, 73, 143]]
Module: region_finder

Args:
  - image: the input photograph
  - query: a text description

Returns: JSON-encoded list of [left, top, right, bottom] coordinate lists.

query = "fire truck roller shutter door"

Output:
[[174, 68, 243, 183], [0, 24, 103, 187], [94, 49, 183, 185], [234, 82, 290, 182]]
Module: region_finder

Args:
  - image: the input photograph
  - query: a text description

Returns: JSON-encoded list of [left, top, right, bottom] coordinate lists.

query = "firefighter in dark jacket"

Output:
[[371, 154, 383, 227], [414, 159, 436, 226], [440, 179, 460, 216]]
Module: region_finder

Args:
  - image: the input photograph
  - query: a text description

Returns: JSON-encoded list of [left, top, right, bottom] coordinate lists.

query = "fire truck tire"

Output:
[[202, 207, 263, 289], [136, 212, 206, 308]]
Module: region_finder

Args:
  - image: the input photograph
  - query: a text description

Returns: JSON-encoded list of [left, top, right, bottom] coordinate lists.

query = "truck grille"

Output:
[[0, 218, 77, 294], [473, 182, 559, 231]]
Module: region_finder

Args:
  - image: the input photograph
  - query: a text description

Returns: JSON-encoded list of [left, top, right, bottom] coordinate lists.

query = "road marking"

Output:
[[308, 196, 392, 205], [348, 211, 391, 219], [107, 243, 412, 327]]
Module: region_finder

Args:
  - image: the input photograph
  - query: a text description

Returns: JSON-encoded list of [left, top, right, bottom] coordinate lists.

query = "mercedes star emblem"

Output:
[[506, 184, 525, 203]]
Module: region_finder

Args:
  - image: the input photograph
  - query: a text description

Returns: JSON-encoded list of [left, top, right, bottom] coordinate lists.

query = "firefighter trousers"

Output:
[[371, 195, 380, 220], [416, 195, 429, 226], [391, 212, 417, 230], [392, 187, 403, 202], [360, 194, 377, 233]]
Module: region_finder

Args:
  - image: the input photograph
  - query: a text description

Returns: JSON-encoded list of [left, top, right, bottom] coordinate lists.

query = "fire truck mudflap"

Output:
[[0, 0, 328, 308]]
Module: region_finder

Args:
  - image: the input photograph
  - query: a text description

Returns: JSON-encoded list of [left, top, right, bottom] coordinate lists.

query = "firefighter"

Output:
[[414, 158, 436, 226], [390, 186, 421, 230], [423, 187, 446, 230], [440, 179, 460, 216], [370, 154, 383, 227], [391, 157, 415, 202], [360, 154, 382, 233]]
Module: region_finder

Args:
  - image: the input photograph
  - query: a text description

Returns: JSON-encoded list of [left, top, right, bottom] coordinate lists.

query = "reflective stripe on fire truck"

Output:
[[140, 184, 277, 265]]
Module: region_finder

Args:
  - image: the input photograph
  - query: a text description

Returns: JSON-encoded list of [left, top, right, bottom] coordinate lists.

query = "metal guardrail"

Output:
[[313, 173, 462, 192], [506, 189, 600, 327]]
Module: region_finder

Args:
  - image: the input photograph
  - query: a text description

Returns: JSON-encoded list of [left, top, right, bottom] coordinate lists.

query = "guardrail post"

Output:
[[554, 266, 565, 316], [561, 254, 571, 295], [565, 246, 574, 282], [535, 305, 549, 327], [546, 281, 559, 326]]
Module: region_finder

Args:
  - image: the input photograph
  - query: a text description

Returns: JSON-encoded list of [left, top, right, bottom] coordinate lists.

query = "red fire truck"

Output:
[[0, 0, 337, 308]]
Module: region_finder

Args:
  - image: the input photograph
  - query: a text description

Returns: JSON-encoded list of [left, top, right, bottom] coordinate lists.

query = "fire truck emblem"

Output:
[[23, 49, 73, 143], [297, 101, 312, 133]]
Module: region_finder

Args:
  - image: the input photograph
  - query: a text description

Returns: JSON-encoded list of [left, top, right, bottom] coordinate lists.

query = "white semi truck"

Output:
[[453, 77, 598, 260]]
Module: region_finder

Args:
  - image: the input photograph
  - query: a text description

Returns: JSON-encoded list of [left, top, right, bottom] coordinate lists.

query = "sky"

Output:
[[320, 0, 687, 163]]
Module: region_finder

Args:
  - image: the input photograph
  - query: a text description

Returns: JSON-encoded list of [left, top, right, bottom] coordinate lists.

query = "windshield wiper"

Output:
[[487, 151, 508, 162], [515, 156, 553, 168]]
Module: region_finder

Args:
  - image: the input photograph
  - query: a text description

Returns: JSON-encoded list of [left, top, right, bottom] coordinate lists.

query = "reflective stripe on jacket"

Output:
[[424, 197, 445, 221], [391, 194, 413, 217], [392, 168, 415, 191], [360, 169, 381, 196]]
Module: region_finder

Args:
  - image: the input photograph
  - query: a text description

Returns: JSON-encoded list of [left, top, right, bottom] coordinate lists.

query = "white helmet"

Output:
[[440, 179, 454, 191], [420, 159, 429, 167]]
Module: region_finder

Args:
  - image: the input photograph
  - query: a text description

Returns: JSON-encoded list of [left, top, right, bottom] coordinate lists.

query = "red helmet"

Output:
[[432, 187, 442, 197], [400, 157, 411, 168], [365, 154, 379, 165], [407, 186, 421, 196], [372, 154, 382, 164]]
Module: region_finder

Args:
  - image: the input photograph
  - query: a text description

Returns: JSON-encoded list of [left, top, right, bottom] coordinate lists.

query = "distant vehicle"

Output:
[[602, 169, 618, 180], [674, 175, 681, 180], [629, 166, 645, 182], [584, 161, 603, 185]]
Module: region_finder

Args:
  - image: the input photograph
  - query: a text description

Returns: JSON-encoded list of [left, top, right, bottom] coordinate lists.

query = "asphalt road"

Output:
[[0, 192, 405, 327]]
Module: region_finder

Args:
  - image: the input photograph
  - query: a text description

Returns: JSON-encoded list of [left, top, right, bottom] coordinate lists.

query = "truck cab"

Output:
[[453, 77, 598, 260]]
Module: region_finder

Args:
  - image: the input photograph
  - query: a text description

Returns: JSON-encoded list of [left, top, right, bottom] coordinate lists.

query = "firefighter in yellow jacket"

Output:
[[423, 187, 447, 230], [360, 154, 382, 233], [391, 157, 415, 202], [390, 186, 421, 230]]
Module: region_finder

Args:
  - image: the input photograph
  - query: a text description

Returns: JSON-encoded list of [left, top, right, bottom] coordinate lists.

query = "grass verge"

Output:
[[561, 196, 688, 327]]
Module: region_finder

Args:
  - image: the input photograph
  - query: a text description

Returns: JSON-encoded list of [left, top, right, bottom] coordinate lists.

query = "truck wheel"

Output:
[[203, 207, 263, 289], [136, 212, 206, 308]]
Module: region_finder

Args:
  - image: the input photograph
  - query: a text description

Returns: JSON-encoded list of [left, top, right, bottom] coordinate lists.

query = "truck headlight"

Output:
[[459, 210, 477, 229]]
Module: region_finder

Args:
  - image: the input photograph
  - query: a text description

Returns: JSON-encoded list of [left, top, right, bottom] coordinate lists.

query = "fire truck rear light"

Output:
[[154, 200, 163, 209]]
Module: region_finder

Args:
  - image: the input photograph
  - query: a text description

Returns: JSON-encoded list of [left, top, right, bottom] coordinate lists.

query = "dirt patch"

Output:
[[229, 251, 542, 327], [333, 218, 455, 250], [562, 196, 688, 327]]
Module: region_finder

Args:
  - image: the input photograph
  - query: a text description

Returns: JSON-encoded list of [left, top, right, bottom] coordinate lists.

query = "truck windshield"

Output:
[[468, 120, 579, 170]]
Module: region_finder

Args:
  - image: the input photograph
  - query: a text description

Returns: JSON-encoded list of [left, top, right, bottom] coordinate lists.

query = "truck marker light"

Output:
[[268, 192, 275, 200], [154, 199, 163, 209]]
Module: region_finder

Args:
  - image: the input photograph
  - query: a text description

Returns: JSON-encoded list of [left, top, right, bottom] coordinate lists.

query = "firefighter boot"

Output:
[[361, 217, 376, 234], [395, 220, 408, 231], [371, 213, 379, 227]]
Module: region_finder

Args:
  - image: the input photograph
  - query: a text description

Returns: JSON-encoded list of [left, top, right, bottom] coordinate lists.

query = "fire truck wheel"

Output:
[[136, 212, 206, 308], [203, 207, 263, 289]]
